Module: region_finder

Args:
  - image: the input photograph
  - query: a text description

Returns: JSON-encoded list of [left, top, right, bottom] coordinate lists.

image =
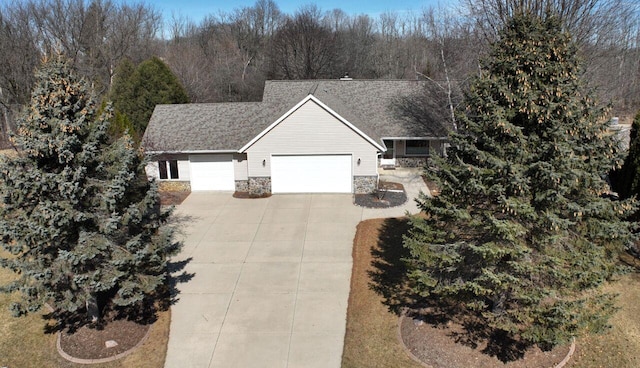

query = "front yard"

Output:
[[343, 217, 640, 368], [0, 258, 170, 368]]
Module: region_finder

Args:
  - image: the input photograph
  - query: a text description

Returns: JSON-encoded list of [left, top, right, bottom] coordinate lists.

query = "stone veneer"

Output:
[[396, 157, 428, 168], [158, 181, 191, 192], [235, 180, 249, 192], [354, 176, 377, 194], [248, 177, 271, 196]]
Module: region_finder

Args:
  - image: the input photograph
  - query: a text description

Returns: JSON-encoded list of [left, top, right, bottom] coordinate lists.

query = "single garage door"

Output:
[[189, 154, 235, 191], [271, 154, 352, 193]]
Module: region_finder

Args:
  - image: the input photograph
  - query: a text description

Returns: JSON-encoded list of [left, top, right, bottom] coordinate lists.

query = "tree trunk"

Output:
[[86, 292, 99, 323]]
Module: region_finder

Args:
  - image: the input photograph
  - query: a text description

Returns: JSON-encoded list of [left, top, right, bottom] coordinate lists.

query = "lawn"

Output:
[[343, 217, 640, 368], [0, 261, 170, 368], [342, 218, 422, 368]]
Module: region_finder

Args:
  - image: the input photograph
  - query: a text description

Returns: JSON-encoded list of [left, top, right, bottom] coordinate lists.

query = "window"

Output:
[[405, 140, 429, 156], [169, 160, 179, 179], [158, 160, 179, 179]]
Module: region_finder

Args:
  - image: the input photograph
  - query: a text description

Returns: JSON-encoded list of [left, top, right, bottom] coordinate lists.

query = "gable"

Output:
[[239, 95, 383, 153]]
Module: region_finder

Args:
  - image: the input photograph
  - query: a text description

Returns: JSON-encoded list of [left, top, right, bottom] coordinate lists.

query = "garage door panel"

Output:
[[189, 154, 235, 191], [271, 155, 352, 193]]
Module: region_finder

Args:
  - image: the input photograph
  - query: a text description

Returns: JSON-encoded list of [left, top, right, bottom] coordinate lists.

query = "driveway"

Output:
[[165, 170, 428, 368]]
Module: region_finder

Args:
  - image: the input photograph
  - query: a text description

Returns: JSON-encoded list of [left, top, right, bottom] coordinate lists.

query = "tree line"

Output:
[[0, 0, 638, 142]]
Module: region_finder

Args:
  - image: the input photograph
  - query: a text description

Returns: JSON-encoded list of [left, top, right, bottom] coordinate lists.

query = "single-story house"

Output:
[[142, 79, 451, 195]]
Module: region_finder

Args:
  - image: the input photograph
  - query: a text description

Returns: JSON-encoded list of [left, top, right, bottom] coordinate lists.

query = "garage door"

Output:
[[271, 155, 352, 193], [189, 154, 235, 191]]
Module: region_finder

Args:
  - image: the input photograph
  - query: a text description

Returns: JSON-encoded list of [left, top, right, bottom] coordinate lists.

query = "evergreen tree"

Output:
[[110, 57, 189, 140], [0, 57, 180, 325], [611, 110, 640, 200], [108, 59, 136, 139], [404, 14, 637, 348]]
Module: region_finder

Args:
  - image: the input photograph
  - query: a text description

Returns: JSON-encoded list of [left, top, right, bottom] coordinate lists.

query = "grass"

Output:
[[567, 272, 640, 368], [342, 218, 422, 368], [342, 217, 640, 368], [0, 261, 170, 367]]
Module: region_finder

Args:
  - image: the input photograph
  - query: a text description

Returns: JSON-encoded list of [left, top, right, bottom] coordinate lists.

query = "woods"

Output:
[[0, 0, 638, 137]]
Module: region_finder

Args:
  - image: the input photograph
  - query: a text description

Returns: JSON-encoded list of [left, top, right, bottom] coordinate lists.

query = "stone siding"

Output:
[[396, 157, 428, 168], [354, 176, 377, 194], [248, 177, 271, 196], [158, 181, 191, 192], [235, 180, 249, 192]]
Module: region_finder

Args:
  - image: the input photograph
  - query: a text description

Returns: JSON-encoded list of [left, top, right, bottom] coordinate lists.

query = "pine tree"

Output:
[[110, 57, 189, 140], [404, 14, 637, 348], [0, 57, 180, 326]]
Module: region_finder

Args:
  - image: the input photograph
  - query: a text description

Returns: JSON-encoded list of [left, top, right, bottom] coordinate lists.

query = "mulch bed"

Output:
[[59, 319, 150, 360], [354, 181, 407, 208], [400, 311, 572, 368], [159, 191, 190, 206], [233, 191, 272, 199]]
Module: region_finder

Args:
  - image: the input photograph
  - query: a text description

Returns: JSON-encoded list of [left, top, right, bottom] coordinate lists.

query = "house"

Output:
[[142, 79, 451, 195]]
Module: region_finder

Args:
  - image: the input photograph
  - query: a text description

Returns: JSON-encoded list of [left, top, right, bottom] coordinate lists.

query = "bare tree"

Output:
[[464, 0, 640, 116], [270, 5, 337, 79], [0, 2, 40, 108]]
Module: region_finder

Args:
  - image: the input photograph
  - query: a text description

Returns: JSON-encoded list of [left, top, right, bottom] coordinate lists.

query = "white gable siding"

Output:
[[245, 100, 378, 177]]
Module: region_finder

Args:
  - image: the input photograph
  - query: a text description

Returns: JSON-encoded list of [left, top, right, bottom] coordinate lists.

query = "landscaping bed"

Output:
[[354, 181, 407, 208], [343, 217, 640, 368], [159, 191, 190, 206], [59, 318, 150, 361], [0, 262, 170, 367], [233, 191, 272, 199]]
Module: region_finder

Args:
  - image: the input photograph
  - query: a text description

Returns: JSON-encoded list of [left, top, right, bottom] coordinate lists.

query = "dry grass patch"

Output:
[[343, 218, 640, 368], [567, 272, 640, 368], [0, 261, 170, 367], [342, 218, 421, 368]]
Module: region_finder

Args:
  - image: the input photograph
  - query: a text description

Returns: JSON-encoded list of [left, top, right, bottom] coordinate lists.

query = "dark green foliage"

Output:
[[110, 57, 189, 140], [611, 111, 640, 200], [0, 57, 181, 325], [404, 14, 637, 349]]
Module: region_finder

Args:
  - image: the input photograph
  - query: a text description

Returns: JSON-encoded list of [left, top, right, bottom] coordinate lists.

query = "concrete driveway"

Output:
[[165, 170, 428, 368]]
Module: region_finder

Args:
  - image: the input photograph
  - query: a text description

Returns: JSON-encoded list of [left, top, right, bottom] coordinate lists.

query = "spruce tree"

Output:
[[0, 57, 180, 325], [404, 14, 637, 348]]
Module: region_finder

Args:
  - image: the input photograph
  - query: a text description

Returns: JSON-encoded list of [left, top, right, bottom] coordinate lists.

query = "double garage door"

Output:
[[271, 154, 352, 193]]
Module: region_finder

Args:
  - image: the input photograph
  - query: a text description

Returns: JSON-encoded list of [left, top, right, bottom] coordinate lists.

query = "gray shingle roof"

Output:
[[143, 79, 450, 153]]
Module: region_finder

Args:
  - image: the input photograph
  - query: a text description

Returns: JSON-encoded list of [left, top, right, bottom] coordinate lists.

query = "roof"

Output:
[[143, 79, 451, 153]]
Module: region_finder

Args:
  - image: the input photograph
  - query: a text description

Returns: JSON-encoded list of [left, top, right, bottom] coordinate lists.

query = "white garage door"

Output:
[[189, 154, 235, 191], [271, 155, 352, 193]]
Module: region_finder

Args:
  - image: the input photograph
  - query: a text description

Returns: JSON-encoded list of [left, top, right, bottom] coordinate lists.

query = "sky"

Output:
[[153, 0, 447, 24]]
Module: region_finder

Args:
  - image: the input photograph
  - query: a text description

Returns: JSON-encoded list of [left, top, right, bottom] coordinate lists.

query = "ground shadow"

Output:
[[367, 217, 535, 363], [367, 217, 415, 314], [43, 207, 195, 335], [43, 251, 193, 335]]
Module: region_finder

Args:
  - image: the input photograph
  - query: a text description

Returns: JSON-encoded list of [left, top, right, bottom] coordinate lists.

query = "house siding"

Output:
[[234, 153, 248, 180], [245, 100, 379, 178], [145, 153, 191, 181]]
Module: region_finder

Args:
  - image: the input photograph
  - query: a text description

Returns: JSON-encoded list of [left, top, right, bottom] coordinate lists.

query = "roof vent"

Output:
[[340, 73, 352, 81]]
